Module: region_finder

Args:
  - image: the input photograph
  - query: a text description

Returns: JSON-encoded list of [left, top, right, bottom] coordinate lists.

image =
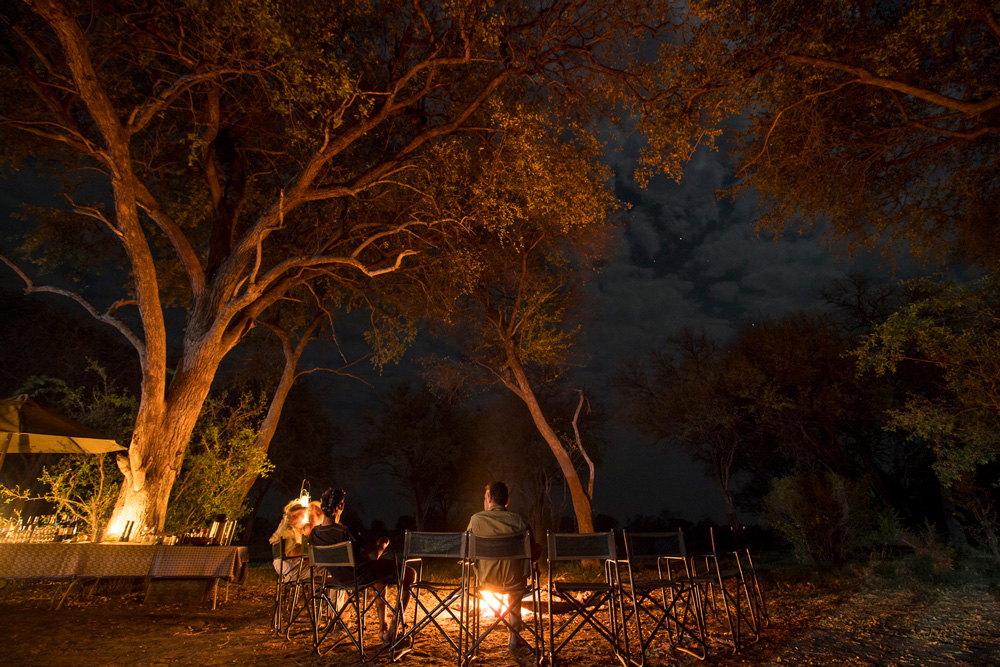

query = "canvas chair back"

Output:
[[390, 531, 470, 664]]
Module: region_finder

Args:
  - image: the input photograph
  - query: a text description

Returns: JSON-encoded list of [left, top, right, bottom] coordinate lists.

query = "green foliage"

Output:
[[617, 313, 890, 520], [1, 363, 134, 540], [16, 362, 139, 443], [0, 454, 121, 542], [39, 454, 121, 541], [865, 521, 958, 588], [1, 0, 670, 530], [764, 471, 895, 564], [165, 393, 273, 532], [856, 273, 1000, 485], [404, 109, 618, 392]]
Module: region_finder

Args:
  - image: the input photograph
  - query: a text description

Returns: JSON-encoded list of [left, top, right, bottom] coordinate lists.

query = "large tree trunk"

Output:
[[108, 358, 219, 538], [504, 339, 594, 534]]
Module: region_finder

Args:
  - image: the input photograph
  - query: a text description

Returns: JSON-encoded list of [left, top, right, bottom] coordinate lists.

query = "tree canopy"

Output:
[[617, 312, 893, 525], [392, 109, 617, 533], [0, 0, 668, 531], [857, 272, 1000, 485], [648, 0, 1000, 264]]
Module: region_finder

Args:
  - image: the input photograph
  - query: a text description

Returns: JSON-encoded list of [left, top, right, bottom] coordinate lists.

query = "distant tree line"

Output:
[[617, 272, 1000, 564]]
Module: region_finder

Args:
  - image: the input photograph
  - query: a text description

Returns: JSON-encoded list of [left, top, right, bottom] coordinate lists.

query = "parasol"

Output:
[[0, 394, 126, 470]]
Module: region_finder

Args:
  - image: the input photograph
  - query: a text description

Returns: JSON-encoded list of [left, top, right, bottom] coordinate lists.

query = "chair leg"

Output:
[[272, 579, 282, 634], [744, 551, 769, 627]]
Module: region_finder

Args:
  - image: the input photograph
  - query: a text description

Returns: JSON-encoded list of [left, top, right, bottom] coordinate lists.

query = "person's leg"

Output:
[[399, 565, 416, 610], [373, 582, 388, 633], [507, 594, 525, 650], [363, 560, 406, 643]]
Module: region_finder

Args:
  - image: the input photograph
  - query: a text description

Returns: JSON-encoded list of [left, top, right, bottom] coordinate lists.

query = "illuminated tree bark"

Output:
[[503, 337, 595, 533]]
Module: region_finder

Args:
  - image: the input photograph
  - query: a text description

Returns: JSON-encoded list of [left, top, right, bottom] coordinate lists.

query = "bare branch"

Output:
[[62, 194, 121, 238], [571, 388, 595, 502], [785, 53, 1000, 117], [0, 252, 146, 359], [296, 363, 374, 388], [127, 69, 240, 133], [0, 116, 102, 155], [740, 80, 856, 174]]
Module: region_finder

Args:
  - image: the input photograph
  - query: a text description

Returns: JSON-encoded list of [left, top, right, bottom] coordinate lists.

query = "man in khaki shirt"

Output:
[[466, 481, 538, 651]]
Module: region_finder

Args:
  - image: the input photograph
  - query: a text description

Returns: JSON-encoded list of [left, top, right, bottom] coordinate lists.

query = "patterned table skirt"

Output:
[[0, 543, 248, 583]]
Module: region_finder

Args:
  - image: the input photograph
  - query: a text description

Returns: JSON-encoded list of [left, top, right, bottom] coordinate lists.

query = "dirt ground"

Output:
[[2, 559, 999, 667]]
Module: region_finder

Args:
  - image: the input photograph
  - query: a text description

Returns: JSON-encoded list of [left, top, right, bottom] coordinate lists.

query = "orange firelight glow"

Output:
[[480, 591, 509, 617]]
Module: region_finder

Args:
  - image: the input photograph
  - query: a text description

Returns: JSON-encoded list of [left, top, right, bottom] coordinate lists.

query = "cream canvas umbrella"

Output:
[[0, 394, 126, 470]]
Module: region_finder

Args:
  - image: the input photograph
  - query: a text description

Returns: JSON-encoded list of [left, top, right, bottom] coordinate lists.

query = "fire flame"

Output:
[[480, 591, 509, 617]]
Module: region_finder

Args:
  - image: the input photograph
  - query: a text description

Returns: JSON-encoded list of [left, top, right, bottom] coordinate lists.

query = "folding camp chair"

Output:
[[687, 527, 760, 654], [464, 531, 543, 666], [717, 526, 769, 628], [546, 531, 630, 667], [388, 531, 470, 664], [286, 540, 398, 660], [270, 540, 308, 636], [620, 531, 707, 663]]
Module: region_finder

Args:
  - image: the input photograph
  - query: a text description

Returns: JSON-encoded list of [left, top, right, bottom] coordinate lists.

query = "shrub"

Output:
[[764, 471, 891, 564], [165, 392, 273, 533]]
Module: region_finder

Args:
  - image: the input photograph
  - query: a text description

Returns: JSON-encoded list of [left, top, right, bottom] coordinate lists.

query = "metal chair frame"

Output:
[[464, 531, 543, 666], [687, 527, 760, 654], [286, 540, 398, 661], [270, 539, 308, 636], [722, 527, 769, 628], [389, 531, 470, 664], [546, 531, 630, 667], [620, 531, 707, 663]]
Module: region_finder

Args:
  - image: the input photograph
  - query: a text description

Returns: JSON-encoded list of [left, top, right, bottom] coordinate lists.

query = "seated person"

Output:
[[311, 488, 413, 644], [467, 481, 540, 652], [303, 499, 323, 537], [269, 500, 309, 579]]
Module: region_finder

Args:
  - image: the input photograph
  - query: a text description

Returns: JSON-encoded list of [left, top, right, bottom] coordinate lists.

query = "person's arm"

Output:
[[528, 529, 541, 562], [285, 534, 304, 558]]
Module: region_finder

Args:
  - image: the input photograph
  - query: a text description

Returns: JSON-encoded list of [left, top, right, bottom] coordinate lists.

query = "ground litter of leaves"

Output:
[[2, 559, 999, 667]]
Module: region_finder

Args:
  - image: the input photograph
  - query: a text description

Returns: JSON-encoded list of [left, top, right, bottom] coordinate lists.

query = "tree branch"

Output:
[[784, 53, 1000, 117], [571, 388, 595, 502], [0, 252, 146, 359], [127, 68, 239, 133], [133, 181, 206, 298]]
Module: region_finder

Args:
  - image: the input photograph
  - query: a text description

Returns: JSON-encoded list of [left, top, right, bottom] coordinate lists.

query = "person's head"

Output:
[[282, 500, 308, 527], [320, 488, 347, 518], [484, 481, 509, 509], [308, 500, 323, 525]]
